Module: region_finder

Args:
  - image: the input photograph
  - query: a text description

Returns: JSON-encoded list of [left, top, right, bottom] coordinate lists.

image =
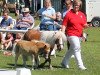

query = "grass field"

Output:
[[0, 27, 100, 75], [0, 13, 100, 75]]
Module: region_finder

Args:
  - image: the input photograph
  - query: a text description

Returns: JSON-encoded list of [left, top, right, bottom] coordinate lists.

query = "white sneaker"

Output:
[[79, 66, 87, 70], [71, 55, 75, 58]]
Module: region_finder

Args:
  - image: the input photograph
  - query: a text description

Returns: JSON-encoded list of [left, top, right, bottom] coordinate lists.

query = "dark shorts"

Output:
[[13, 27, 27, 30], [40, 23, 57, 31]]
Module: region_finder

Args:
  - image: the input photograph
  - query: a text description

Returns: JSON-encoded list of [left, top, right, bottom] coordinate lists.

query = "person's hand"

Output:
[[88, 23, 92, 27], [22, 18, 29, 22], [22, 18, 26, 22], [7, 26, 13, 29], [43, 13, 49, 18], [2, 40, 6, 44], [54, 21, 59, 25], [16, 24, 20, 27], [84, 23, 92, 28]]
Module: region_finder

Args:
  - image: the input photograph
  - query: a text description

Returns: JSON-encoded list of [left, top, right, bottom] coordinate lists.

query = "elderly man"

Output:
[[15, 7, 34, 30]]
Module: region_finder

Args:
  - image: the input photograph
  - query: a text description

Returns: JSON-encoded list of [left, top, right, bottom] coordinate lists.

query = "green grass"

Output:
[[0, 27, 100, 75]]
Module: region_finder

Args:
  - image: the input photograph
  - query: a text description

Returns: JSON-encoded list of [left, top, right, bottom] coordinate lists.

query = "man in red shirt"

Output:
[[61, 0, 90, 70]]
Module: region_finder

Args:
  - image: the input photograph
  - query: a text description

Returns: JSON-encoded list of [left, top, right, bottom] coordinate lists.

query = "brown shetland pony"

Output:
[[23, 29, 67, 69], [23, 29, 41, 41], [14, 40, 50, 69]]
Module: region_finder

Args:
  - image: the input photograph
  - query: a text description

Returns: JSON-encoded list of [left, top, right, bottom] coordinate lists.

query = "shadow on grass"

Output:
[[6, 63, 32, 69]]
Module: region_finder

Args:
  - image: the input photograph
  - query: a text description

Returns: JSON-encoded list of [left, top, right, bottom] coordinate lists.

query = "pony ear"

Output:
[[44, 45, 47, 49]]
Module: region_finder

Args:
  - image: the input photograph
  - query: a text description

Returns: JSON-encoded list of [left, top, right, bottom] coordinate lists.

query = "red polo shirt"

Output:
[[62, 9, 87, 37]]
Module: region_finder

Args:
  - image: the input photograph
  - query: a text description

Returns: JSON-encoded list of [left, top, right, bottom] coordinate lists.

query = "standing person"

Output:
[[62, 0, 73, 19], [61, 0, 90, 70], [62, 0, 73, 50], [1, 32, 13, 50], [0, 10, 13, 29], [37, 0, 56, 31]]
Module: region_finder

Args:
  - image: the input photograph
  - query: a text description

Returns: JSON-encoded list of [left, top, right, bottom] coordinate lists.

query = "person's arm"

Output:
[[8, 18, 13, 29], [4, 37, 13, 43], [82, 13, 92, 28], [44, 13, 56, 20], [84, 23, 92, 28], [61, 25, 66, 33], [61, 13, 69, 33], [44, 8, 56, 20], [22, 17, 33, 24]]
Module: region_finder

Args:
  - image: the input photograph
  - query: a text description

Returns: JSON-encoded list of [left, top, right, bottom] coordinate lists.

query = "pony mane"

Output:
[[40, 31, 58, 46], [40, 31, 67, 46], [54, 31, 67, 42]]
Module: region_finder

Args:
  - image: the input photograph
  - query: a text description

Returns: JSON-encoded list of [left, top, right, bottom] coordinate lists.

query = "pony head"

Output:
[[54, 31, 67, 51]]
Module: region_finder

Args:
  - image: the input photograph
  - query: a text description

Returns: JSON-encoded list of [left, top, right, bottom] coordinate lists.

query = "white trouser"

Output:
[[62, 36, 85, 68]]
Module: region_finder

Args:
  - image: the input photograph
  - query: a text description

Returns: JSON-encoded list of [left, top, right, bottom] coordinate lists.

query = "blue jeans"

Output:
[[13, 27, 27, 30], [40, 23, 57, 31]]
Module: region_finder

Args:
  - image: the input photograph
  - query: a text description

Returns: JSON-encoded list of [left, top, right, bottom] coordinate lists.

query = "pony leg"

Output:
[[48, 51, 53, 69], [51, 45, 57, 58], [39, 49, 53, 69], [39, 59, 48, 68], [14, 53, 20, 68], [34, 54, 39, 69], [22, 55, 27, 68], [31, 55, 35, 70], [12, 43, 17, 56]]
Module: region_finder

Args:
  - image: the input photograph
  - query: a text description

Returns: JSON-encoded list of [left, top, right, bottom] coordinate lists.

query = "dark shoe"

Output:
[[61, 63, 69, 69]]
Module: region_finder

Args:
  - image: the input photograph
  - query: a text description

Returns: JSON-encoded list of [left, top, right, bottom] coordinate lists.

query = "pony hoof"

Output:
[[38, 65, 44, 68], [31, 68, 34, 70], [49, 65, 53, 70]]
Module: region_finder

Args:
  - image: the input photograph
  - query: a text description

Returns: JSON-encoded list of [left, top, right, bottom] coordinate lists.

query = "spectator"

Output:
[[1, 32, 13, 50], [37, 0, 56, 31], [54, 12, 63, 30], [61, 0, 90, 70], [15, 7, 34, 30], [62, 0, 73, 19], [0, 10, 13, 41], [14, 33, 22, 43], [0, 10, 13, 29], [15, 0, 25, 16]]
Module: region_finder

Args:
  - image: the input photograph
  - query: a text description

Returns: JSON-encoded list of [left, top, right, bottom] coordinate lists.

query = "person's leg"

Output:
[[67, 41, 70, 50], [71, 36, 86, 70], [48, 25, 55, 31], [61, 36, 86, 70], [40, 24, 46, 30], [67, 40, 75, 58], [61, 36, 75, 68]]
